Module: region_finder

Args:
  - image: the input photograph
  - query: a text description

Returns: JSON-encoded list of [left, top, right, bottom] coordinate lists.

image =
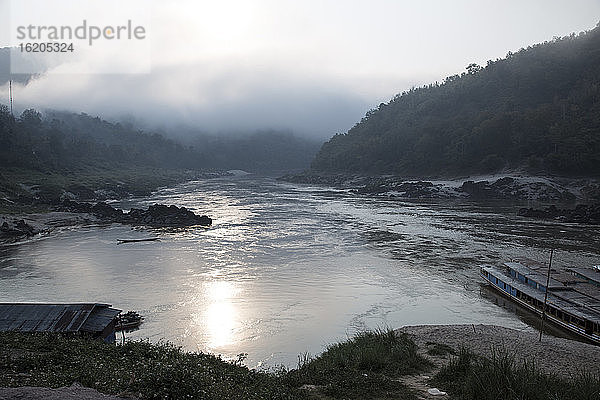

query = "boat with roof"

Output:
[[480, 257, 600, 344]]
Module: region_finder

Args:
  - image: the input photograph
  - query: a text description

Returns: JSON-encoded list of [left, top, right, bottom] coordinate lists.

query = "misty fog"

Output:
[[1, 0, 599, 139]]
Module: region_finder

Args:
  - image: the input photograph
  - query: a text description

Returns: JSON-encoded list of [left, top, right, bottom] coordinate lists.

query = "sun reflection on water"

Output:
[[203, 280, 240, 349]]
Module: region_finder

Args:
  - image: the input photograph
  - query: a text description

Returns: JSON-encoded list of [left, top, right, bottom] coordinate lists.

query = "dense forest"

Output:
[[312, 24, 600, 176], [0, 107, 320, 173]]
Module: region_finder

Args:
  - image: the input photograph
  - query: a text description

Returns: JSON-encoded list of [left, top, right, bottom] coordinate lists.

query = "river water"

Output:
[[1, 176, 598, 368]]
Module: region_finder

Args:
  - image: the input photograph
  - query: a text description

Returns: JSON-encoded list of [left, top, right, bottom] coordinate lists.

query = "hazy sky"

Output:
[[1, 0, 599, 138]]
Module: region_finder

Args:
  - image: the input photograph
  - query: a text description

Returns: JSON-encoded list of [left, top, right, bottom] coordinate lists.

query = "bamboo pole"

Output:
[[539, 248, 554, 342]]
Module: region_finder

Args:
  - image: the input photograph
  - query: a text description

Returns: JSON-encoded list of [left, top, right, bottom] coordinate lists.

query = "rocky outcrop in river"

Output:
[[280, 173, 598, 202], [518, 204, 600, 224], [457, 177, 577, 201], [57, 200, 212, 227], [0, 218, 38, 238], [354, 180, 454, 199]]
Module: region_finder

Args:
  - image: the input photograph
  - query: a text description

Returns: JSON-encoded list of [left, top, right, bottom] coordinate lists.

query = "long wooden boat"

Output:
[[480, 258, 600, 344]]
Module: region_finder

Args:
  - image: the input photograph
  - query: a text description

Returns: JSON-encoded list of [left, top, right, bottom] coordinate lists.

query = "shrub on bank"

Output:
[[432, 347, 600, 400], [0, 332, 300, 399]]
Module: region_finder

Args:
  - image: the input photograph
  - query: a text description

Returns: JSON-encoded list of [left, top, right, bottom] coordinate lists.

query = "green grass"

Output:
[[0, 329, 430, 400], [0, 332, 302, 399], [431, 348, 600, 400], [284, 329, 432, 399], [4, 330, 597, 400]]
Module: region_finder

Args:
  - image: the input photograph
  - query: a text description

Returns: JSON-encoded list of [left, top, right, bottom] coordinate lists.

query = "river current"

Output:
[[1, 176, 598, 368]]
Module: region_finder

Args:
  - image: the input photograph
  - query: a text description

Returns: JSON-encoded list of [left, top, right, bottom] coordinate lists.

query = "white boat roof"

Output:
[[503, 261, 565, 289], [568, 267, 600, 286]]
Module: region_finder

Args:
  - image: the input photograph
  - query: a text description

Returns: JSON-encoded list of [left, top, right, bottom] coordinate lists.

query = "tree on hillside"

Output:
[[311, 25, 600, 177]]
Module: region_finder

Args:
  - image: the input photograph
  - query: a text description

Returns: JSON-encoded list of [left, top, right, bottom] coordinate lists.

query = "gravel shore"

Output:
[[399, 324, 600, 378]]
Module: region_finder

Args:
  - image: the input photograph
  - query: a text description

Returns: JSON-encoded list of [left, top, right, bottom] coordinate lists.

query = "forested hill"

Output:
[[311, 24, 600, 176], [0, 107, 320, 173]]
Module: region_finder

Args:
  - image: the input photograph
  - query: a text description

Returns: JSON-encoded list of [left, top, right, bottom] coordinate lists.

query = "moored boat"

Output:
[[480, 257, 600, 344], [115, 311, 144, 331]]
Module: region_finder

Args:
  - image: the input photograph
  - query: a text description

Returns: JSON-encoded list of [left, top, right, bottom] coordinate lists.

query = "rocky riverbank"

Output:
[[0, 201, 212, 243], [0, 168, 230, 215], [0, 212, 98, 242], [280, 172, 600, 203], [0, 168, 222, 242]]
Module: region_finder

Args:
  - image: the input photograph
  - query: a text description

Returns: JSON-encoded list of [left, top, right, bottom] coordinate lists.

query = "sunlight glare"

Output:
[[205, 280, 241, 349]]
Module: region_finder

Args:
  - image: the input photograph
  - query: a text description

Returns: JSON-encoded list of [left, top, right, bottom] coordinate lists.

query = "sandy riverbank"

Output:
[[399, 324, 600, 378]]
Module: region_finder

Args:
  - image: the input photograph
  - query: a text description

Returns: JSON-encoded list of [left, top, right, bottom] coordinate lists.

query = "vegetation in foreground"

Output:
[[432, 348, 600, 400], [0, 329, 429, 400], [1, 330, 599, 399], [0, 332, 300, 400], [284, 329, 431, 399]]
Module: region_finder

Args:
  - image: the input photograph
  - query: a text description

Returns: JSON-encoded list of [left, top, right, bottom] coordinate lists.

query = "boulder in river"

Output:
[[56, 200, 212, 228], [518, 203, 600, 224], [125, 204, 212, 227]]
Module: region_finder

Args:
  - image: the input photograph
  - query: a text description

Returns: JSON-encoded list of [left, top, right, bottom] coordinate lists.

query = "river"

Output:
[[1, 176, 598, 368]]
